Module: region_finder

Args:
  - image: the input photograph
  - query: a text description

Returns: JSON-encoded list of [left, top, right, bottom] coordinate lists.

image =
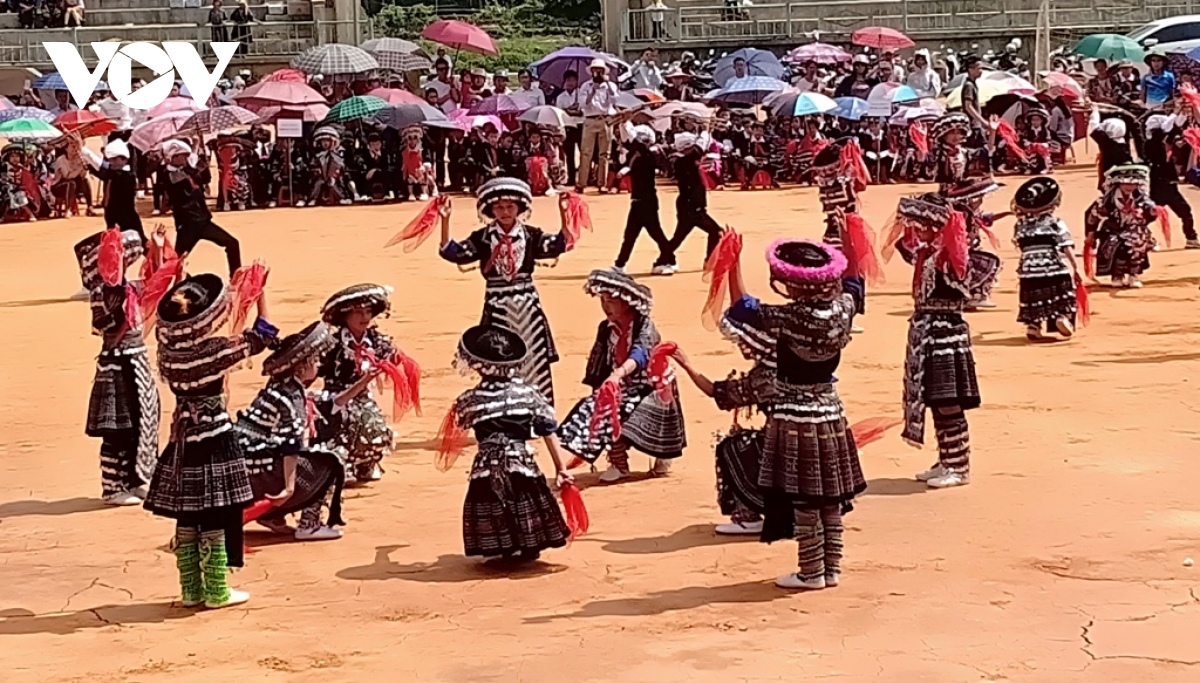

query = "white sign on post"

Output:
[[276, 118, 304, 138]]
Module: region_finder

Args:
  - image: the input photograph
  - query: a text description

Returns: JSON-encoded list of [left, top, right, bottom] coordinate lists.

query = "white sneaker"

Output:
[[611, 265, 626, 274], [971, 299, 997, 309], [131, 484, 148, 499], [824, 572, 841, 587], [598, 465, 628, 483], [366, 464, 384, 481], [419, 193, 429, 201], [137, 190, 146, 199], [651, 264, 674, 276], [294, 526, 343, 541], [927, 470, 970, 488], [775, 573, 826, 590], [205, 589, 249, 609], [546, 188, 560, 196], [256, 518, 294, 535], [295, 200, 306, 208], [151, 209, 161, 216], [268, 201, 277, 208], [1026, 324, 1044, 341], [914, 462, 946, 482], [103, 491, 142, 506], [1129, 277, 1143, 289], [715, 520, 763, 535], [1055, 317, 1074, 338], [1111, 275, 1124, 288], [851, 325, 864, 334], [340, 198, 353, 205], [1186, 239, 1200, 249], [651, 458, 672, 476], [70, 287, 90, 301]]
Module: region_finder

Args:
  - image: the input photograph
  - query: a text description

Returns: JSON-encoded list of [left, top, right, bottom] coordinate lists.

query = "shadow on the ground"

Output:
[[0, 602, 192, 636], [523, 580, 791, 623], [583, 523, 752, 556], [336, 545, 565, 583], [863, 477, 929, 497], [0, 497, 109, 520]]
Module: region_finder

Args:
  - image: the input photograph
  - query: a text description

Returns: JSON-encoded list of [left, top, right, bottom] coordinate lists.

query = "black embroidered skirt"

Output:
[[715, 427, 765, 516], [558, 383, 687, 462], [251, 449, 347, 527], [1017, 274, 1077, 328]]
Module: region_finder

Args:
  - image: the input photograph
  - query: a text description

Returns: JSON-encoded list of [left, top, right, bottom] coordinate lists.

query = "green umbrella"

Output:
[[0, 118, 62, 140], [1073, 34, 1145, 62], [325, 95, 388, 123]]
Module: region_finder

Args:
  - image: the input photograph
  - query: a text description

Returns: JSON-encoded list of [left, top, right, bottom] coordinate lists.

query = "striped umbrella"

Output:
[[362, 38, 428, 58], [0, 106, 56, 123], [291, 44, 379, 76], [326, 95, 388, 123], [179, 105, 259, 134]]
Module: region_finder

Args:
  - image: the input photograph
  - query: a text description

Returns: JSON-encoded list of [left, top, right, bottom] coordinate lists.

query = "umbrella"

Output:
[[766, 90, 836, 116], [615, 91, 649, 111], [891, 84, 920, 103], [851, 27, 915, 50], [1040, 72, 1085, 101], [946, 73, 1037, 107], [866, 82, 904, 117], [130, 109, 193, 150], [632, 89, 666, 103], [831, 96, 870, 120], [890, 106, 942, 125], [179, 105, 259, 134], [291, 44, 379, 76], [518, 105, 569, 128], [530, 46, 626, 88], [145, 96, 204, 119], [422, 19, 499, 56], [0, 95, 12, 111], [362, 38, 428, 58], [370, 103, 457, 130], [262, 68, 308, 83], [450, 110, 504, 131], [235, 80, 326, 111], [0, 107, 55, 123], [0, 118, 62, 140], [784, 43, 851, 65], [367, 88, 426, 105], [34, 72, 102, 91], [713, 48, 786, 87], [326, 95, 388, 122], [256, 103, 330, 123], [1073, 34, 1144, 61], [710, 75, 788, 105], [362, 37, 430, 71], [54, 109, 116, 137], [468, 94, 531, 116]]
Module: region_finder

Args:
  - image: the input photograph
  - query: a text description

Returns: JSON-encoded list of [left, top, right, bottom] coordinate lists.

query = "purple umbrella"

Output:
[[784, 42, 852, 65], [0, 106, 56, 124], [709, 76, 789, 105], [468, 94, 531, 116], [530, 46, 627, 88]]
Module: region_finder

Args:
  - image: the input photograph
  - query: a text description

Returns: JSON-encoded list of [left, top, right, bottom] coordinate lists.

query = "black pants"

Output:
[[663, 203, 722, 266], [1150, 182, 1197, 240], [106, 209, 144, 241], [564, 126, 581, 182], [615, 199, 670, 268], [428, 131, 447, 187], [176, 220, 242, 275]]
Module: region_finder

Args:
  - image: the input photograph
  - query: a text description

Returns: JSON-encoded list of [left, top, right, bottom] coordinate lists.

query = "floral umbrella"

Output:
[[179, 105, 259, 135], [850, 26, 915, 50], [467, 94, 531, 116], [0, 106, 56, 123], [784, 42, 852, 65]]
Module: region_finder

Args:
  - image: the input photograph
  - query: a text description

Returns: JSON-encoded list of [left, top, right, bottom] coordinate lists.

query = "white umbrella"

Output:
[[519, 105, 569, 128]]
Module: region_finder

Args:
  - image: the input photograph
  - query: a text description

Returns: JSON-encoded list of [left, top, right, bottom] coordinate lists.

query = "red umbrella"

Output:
[[256, 102, 330, 123], [54, 109, 117, 137], [421, 19, 499, 56], [234, 80, 326, 112], [368, 88, 425, 105], [851, 27, 915, 50], [262, 68, 307, 83]]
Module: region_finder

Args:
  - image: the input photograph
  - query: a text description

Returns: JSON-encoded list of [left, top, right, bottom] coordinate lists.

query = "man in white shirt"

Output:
[[426, 58, 459, 115], [511, 69, 546, 109], [46, 89, 79, 117], [555, 69, 584, 181], [575, 59, 619, 193], [492, 70, 511, 96], [629, 49, 664, 92]]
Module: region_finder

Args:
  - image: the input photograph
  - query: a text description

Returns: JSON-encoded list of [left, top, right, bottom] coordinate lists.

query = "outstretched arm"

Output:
[[670, 347, 714, 397]]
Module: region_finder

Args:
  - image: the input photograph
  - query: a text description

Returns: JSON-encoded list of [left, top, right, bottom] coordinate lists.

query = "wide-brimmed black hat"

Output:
[[476, 177, 533, 218], [1012, 177, 1061, 215], [584, 268, 653, 315], [898, 192, 953, 228], [74, 229, 144, 289], [942, 174, 999, 201], [929, 113, 971, 142], [157, 273, 231, 345], [321, 284, 391, 326], [262, 321, 335, 376], [456, 324, 527, 377]]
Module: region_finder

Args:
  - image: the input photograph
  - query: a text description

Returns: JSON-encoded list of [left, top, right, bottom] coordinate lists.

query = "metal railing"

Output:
[[624, 0, 1197, 45]]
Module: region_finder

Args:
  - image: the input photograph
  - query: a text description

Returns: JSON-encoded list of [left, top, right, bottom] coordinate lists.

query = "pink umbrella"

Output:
[[368, 88, 425, 105], [784, 42, 852, 65], [129, 109, 193, 151], [0, 95, 14, 111], [1041, 71, 1084, 101], [234, 80, 326, 112], [450, 109, 504, 131], [421, 19, 499, 56], [851, 26, 915, 50], [262, 68, 307, 83], [145, 96, 203, 119], [256, 103, 330, 123], [468, 94, 530, 116]]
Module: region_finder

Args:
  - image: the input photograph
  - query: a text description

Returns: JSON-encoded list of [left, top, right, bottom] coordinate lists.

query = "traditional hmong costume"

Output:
[[399, 126, 437, 200], [891, 194, 980, 488], [1012, 177, 1079, 339], [933, 114, 1001, 307], [718, 240, 863, 589], [319, 284, 399, 482], [814, 139, 873, 314], [558, 269, 687, 479], [239, 322, 347, 541], [439, 178, 565, 404], [143, 274, 277, 609], [1085, 164, 1158, 287], [75, 230, 160, 504], [447, 325, 571, 560], [309, 126, 351, 206]]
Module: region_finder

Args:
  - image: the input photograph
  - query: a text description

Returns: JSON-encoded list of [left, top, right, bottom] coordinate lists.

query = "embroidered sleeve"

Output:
[[1056, 219, 1075, 249], [439, 228, 484, 265], [529, 226, 567, 260], [371, 328, 398, 362], [713, 370, 776, 412]]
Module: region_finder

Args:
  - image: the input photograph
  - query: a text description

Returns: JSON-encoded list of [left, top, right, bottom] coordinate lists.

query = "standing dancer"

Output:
[[673, 239, 863, 589], [79, 136, 144, 240], [1012, 177, 1081, 340], [943, 177, 1002, 310], [1085, 165, 1158, 289], [143, 274, 277, 609], [889, 194, 980, 489], [812, 139, 874, 317], [319, 284, 404, 484], [613, 124, 672, 275], [558, 269, 687, 482], [442, 325, 572, 563], [74, 229, 160, 505], [1144, 114, 1199, 249], [660, 133, 724, 271], [239, 321, 370, 542], [439, 178, 569, 404], [162, 140, 242, 276]]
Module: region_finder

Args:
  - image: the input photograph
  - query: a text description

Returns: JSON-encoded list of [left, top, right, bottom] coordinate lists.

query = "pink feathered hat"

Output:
[[766, 239, 847, 300]]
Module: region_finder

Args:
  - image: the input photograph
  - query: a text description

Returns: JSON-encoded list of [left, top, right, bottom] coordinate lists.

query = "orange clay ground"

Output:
[[1, 151, 1199, 682]]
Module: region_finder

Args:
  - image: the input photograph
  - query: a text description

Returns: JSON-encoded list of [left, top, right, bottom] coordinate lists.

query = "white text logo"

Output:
[[43, 42, 238, 110]]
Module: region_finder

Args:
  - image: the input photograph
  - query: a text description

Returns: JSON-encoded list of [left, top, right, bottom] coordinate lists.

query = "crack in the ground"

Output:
[[1080, 616, 1200, 667]]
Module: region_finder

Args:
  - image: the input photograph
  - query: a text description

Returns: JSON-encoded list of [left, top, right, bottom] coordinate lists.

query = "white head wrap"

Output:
[[104, 139, 130, 159], [162, 139, 192, 158], [1097, 118, 1126, 143], [673, 132, 698, 152], [631, 124, 655, 145]]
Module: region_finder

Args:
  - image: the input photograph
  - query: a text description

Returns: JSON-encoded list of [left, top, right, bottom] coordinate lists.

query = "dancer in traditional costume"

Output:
[[673, 238, 863, 588], [889, 194, 980, 488], [399, 125, 437, 201], [75, 229, 160, 505], [558, 269, 686, 483], [319, 284, 402, 484], [1011, 177, 1081, 340], [444, 325, 572, 562], [943, 177, 1002, 309], [1085, 164, 1158, 288], [240, 321, 372, 542], [813, 139, 874, 317], [439, 178, 568, 404], [143, 274, 278, 609]]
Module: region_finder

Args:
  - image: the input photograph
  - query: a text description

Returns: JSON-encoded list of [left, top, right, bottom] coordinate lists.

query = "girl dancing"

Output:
[[1085, 165, 1158, 289], [1011, 177, 1081, 340]]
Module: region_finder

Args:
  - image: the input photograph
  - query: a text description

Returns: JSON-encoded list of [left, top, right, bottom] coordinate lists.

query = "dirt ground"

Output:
[[2, 156, 1199, 682]]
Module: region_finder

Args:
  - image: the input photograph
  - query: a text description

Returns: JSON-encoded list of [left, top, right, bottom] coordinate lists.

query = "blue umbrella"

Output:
[[713, 48, 786, 87], [891, 85, 920, 103], [710, 76, 789, 105], [530, 46, 626, 88], [0, 106, 56, 124], [832, 96, 870, 120], [34, 71, 107, 92]]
